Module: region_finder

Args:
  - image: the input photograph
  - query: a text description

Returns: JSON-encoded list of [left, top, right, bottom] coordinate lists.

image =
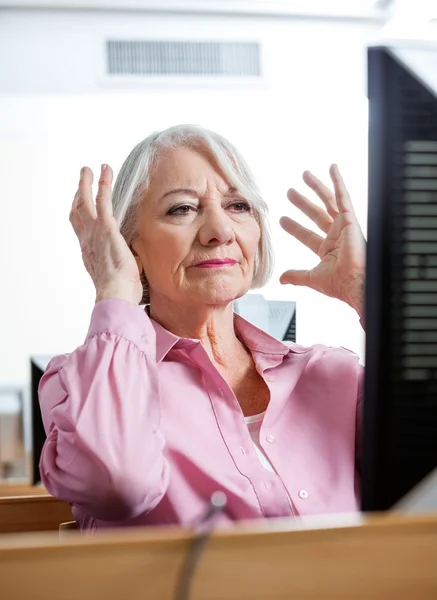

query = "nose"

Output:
[[198, 207, 236, 247]]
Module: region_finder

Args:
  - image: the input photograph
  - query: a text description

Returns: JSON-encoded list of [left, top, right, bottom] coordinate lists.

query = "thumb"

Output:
[[280, 269, 311, 287]]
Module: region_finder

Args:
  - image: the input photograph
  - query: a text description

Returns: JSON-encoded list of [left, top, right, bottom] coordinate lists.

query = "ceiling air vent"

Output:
[[106, 40, 261, 77]]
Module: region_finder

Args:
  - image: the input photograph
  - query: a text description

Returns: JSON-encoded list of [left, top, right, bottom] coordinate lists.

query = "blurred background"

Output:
[[0, 0, 436, 480]]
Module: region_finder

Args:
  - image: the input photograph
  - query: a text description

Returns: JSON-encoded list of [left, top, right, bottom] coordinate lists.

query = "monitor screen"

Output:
[[362, 45, 437, 511]]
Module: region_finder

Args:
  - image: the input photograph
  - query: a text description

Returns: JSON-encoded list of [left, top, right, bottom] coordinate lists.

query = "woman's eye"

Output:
[[230, 202, 251, 213], [168, 205, 195, 215]]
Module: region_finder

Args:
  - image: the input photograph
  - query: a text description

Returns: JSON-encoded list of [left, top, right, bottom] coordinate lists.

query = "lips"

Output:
[[195, 259, 237, 267]]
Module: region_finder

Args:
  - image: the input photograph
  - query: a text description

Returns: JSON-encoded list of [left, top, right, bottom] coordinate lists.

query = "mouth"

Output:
[[194, 259, 237, 268]]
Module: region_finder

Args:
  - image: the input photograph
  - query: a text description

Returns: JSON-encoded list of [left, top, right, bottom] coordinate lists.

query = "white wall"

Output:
[[0, 9, 377, 385]]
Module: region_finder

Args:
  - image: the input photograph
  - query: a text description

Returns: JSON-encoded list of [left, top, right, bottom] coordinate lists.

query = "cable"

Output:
[[174, 491, 227, 600]]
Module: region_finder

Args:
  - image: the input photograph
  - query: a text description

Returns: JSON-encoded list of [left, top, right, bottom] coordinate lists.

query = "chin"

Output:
[[190, 280, 250, 306]]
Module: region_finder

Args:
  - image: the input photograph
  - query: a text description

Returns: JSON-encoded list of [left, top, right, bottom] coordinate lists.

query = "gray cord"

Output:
[[174, 491, 227, 600]]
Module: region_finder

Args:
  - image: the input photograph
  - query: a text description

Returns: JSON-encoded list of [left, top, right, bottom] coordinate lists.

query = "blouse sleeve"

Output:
[[39, 299, 170, 521]]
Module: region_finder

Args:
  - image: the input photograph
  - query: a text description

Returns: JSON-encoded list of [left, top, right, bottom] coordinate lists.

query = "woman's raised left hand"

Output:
[[279, 164, 366, 319]]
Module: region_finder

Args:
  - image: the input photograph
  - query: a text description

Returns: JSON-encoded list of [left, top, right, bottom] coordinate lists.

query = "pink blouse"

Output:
[[39, 299, 363, 530]]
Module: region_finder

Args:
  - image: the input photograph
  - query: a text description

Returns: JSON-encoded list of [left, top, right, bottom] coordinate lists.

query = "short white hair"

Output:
[[112, 124, 274, 301]]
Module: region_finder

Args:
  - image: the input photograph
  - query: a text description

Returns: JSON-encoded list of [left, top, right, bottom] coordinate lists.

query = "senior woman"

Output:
[[39, 125, 365, 530]]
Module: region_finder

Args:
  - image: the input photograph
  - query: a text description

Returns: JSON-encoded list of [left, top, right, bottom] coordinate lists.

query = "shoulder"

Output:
[[284, 341, 361, 381], [282, 343, 362, 409]]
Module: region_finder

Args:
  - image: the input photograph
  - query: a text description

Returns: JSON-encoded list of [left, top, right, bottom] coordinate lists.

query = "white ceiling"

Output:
[[0, 0, 435, 22], [0, 0, 384, 18]]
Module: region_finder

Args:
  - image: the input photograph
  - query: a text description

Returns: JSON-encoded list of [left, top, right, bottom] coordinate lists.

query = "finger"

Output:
[[329, 164, 355, 214], [287, 188, 333, 234], [280, 269, 311, 287], [95, 164, 114, 222], [280, 216, 323, 255], [71, 190, 78, 211], [70, 190, 84, 235], [76, 167, 97, 225], [69, 207, 83, 239], [302, 170, 339, 219]]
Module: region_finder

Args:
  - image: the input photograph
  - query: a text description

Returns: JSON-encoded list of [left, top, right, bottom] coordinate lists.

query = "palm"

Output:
[[280, 165, 366, 308], [309, 216, 364, 301]]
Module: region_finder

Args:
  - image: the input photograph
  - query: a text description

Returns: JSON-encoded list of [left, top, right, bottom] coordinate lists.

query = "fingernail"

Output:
[[101, 164, 107, 174]]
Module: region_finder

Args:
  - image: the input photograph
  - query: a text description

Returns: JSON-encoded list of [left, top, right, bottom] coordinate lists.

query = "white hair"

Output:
[[112, 124, 274, 302]]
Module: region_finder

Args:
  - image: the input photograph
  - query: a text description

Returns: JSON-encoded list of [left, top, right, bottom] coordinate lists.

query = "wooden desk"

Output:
[[0, 483, 48, 497], [0, 495, 73, 534], [0, 512, 436, 599]]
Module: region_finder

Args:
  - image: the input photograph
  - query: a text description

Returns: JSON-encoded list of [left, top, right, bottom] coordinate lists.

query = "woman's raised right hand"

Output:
[[70, 164, 144, 305]]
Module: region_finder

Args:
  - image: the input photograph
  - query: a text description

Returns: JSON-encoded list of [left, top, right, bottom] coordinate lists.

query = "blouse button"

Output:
[[298, 489, 309, 499], [266, 434, 275, 444]]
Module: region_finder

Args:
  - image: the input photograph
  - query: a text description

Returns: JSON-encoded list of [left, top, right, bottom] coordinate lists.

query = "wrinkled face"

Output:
[[131, 146, 261, 307]]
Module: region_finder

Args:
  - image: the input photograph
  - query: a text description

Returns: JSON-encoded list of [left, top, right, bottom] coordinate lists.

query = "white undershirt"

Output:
[[244, 411, 275, 473], [245, 412, 297, 515]]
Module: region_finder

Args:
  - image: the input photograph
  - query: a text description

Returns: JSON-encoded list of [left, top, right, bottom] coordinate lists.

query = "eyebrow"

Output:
[[160, 186, 240, 201]]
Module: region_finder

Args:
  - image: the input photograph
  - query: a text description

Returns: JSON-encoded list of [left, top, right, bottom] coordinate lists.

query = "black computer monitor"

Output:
[[30, 356, 53, 485], [362, 46, 437, 511]]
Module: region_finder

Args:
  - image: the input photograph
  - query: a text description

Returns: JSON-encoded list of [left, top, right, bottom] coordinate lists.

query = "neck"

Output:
[[149, 296, 245, 368]]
